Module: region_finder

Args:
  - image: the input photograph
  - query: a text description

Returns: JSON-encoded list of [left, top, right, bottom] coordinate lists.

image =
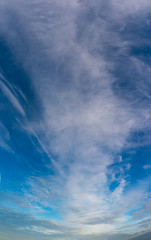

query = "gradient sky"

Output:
[[0, 0, 151, 240]]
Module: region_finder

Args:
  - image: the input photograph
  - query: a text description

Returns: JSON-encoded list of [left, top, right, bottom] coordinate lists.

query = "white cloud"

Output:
[[21, 226, 62, 235], [18, 0, 151, 234], [0, 121, 11, 151], [143, 165, 151, 170], [112, 0, 151, 16], [0, 0, 151, 238], [0, 72, 25, 116]]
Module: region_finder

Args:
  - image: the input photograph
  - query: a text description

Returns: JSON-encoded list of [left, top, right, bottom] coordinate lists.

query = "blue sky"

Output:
[[0, 0, 151, 239]]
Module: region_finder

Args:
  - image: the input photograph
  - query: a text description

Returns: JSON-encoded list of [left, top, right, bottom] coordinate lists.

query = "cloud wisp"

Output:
[[0, 0, 151, 239]]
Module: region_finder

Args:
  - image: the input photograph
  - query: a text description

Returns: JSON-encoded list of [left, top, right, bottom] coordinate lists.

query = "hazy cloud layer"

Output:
[[0, 0, 151, 239]]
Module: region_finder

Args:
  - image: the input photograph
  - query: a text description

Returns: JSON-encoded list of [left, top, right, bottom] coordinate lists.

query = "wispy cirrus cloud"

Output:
[[0, 0, 151, 239], [0, 72, 25, 116]]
